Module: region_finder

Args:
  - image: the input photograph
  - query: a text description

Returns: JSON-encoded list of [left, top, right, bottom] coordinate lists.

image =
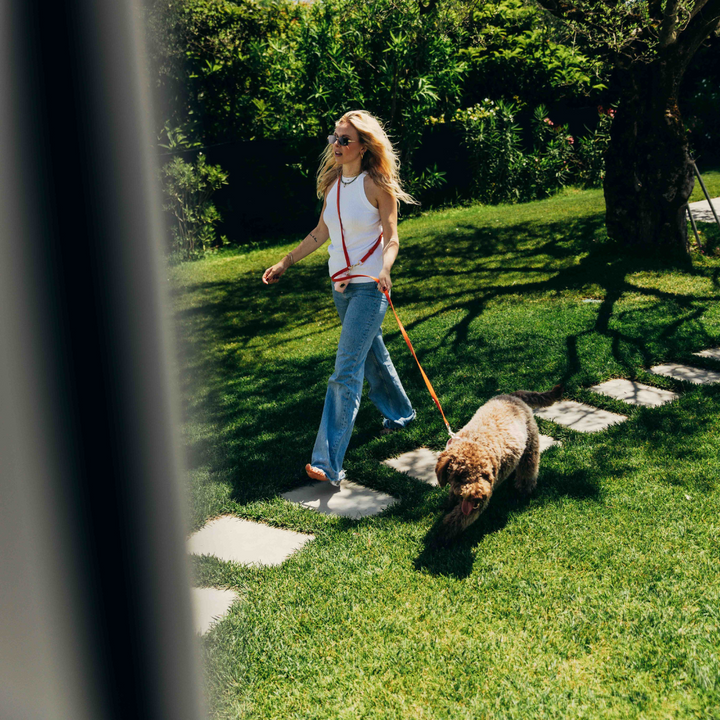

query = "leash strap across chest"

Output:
[[331, 175, 455, 438], [331, 175, 383, 286]]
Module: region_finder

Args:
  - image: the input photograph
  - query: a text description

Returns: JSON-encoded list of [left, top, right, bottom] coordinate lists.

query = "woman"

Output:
[[262, 110, 417, 487]]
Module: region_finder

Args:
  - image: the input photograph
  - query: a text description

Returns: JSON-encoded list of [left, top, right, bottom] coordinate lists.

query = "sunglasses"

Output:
[[327, 134, 358, 147]]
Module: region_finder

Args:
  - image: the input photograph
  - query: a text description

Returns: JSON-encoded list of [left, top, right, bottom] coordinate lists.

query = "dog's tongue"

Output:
[[461, 498, 474, 516]]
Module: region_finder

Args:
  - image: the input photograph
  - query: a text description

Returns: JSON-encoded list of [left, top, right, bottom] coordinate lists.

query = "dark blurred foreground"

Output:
[[0, 1, 204, 718]]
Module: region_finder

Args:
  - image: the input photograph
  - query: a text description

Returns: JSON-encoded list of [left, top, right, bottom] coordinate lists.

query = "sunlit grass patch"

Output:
[[171, 186, 720, 719]]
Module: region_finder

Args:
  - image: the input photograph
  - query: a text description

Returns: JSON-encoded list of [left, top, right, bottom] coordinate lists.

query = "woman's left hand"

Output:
[[377, 269, 392, 294]]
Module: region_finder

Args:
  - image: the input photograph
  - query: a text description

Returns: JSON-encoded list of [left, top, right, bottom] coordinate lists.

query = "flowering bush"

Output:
[[454, 100, 586, 203]]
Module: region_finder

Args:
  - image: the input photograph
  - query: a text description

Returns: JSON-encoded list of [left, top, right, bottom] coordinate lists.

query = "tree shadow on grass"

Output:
[[173, 207, 720, 517], [413, 462, 601, 579], [412, 388, 720, 579]]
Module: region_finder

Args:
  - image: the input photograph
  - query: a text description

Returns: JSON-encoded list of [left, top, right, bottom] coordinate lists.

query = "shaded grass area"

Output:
[[170, 186, 720, 718]]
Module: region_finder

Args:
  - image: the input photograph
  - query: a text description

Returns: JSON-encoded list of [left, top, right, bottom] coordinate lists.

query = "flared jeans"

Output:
[[310, 282, 415, 482]]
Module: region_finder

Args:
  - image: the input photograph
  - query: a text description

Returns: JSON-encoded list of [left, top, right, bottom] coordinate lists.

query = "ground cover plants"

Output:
[[170, 176, 720, 719]]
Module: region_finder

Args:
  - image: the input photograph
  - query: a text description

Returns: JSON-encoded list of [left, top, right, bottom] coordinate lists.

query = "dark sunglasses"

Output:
[[327, 134, 357, 147]]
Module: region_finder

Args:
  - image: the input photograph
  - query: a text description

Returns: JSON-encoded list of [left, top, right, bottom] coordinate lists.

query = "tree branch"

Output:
[[659, 0, 682, 48], [673, 0, 720, 69], [689, 0, 713, 23]]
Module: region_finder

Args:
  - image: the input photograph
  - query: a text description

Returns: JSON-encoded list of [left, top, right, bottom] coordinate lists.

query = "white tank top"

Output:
[[324, 172, 383, 284]]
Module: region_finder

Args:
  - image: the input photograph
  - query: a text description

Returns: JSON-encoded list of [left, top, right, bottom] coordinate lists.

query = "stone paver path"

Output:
[[383, 435, 560, 485], [383, 447, 441, 486], [535, 400, 627, 433], [539, 434, 561, 451], [282, 480, 397, 518], [188, 516, 314, 566], [590, 379, 679, 407], [688, 197, 720, 223], [191, 347, 720, 635], [650, 363, 720, 385], [191, 587, 239, 636], [694, 347, 720, 361]]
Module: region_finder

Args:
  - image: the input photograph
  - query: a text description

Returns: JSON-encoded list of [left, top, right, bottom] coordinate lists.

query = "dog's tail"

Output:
[[509, 383, 563, 408]]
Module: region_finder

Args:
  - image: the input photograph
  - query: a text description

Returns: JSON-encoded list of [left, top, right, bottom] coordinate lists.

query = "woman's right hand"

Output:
[[262, 258, 289, 285]]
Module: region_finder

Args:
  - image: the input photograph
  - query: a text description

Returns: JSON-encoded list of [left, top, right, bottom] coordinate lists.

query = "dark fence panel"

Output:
[[157, 138, 322, 244]]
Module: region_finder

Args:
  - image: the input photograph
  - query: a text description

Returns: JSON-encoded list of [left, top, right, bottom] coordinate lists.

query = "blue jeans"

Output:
[[311, 282, 415, 482]]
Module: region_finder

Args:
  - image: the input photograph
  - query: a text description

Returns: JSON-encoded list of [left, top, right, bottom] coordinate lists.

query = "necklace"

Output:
[[340, 172, 361, 186]]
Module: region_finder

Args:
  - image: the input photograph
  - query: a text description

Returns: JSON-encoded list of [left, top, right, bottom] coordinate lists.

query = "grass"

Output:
[[170, 176, 720, 719]]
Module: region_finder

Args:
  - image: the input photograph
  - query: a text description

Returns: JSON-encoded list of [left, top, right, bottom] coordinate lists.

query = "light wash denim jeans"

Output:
[[310, 282, 415, 482]]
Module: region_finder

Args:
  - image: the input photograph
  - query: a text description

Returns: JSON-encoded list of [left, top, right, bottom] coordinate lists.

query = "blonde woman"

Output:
[[262, 110, 417, 486]]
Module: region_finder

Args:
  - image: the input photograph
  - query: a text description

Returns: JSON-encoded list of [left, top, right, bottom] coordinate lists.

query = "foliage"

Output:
[[454, 100, 526, 204], [575, 109, 614, 187], [532, 1, 720, 72], [402, 163, 448, 204], [158, 153, 229, 259], [452, 99, 610, 204], [681, 33, 720, 166], [461, 0, 610, 107], [274, 0, 469, 166], [143, 0, 302, 148]]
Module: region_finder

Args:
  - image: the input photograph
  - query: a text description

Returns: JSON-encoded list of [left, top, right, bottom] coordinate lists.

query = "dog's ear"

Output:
[[435, 455, 451, 487]]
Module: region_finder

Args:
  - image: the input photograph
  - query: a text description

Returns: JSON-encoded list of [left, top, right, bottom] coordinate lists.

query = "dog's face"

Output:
[[436, 440, 495, 516]]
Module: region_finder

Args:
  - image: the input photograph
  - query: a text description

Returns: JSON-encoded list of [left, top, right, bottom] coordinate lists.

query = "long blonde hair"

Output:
[[316, 110, 418, 205]]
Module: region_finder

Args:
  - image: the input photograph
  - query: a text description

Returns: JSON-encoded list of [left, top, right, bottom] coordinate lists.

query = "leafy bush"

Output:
[[575, 109, 613, 188], [145, 0, 468, 171], [143, 0, 301, 149], [460, 0, 609, 108], [273, 0, 468, 174], [453, 100, 611, 203], [158, 153, 229, 259], [453, 100, 525, 204]]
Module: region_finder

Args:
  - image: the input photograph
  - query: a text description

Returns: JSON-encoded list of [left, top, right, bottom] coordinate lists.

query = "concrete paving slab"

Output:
[[590, 378, 679, 407], [534, 400, 627, 433], [539, 434, 561, 452], [190, 587, 239, 635], [187, 516, 314, 567], [650, 363, 720, 385], [688, 197, 720, 223], [694, 347, 720, 361], [282, 480, 397, 519], [382, 436, 561, 485], [383, 447, 440, 486]]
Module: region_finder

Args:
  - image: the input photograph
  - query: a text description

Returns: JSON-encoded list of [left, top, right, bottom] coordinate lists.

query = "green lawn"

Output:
[[171, 178, 720, 719]]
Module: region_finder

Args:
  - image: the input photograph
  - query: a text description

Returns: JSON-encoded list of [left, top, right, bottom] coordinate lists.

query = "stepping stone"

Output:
[[534, 400, 627, 433], [383, 447, 440, 486], [590, 378, 679, 407], [694, 347, 720, 361], [187, 516, 314, 566], [650, 363, 720, 385], [538, 434, 561, 452], [688, 197, 720, 223], [190, 587, 239, 635], [282, 480, 397, 519], [382, 436, 561, 485]]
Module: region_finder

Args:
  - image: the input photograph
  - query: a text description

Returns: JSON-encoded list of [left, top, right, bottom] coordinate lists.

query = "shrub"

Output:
[[452, 100, 612, 203], [158, 153, 229, 259], [575, 109, 613, 188]]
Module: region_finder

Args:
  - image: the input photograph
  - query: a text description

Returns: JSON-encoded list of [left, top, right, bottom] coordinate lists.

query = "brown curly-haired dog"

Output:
[[435, 385, 562, 540]]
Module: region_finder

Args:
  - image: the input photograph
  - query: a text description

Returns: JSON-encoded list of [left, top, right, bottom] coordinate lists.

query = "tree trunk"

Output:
[[604, 58, 694, 252]]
